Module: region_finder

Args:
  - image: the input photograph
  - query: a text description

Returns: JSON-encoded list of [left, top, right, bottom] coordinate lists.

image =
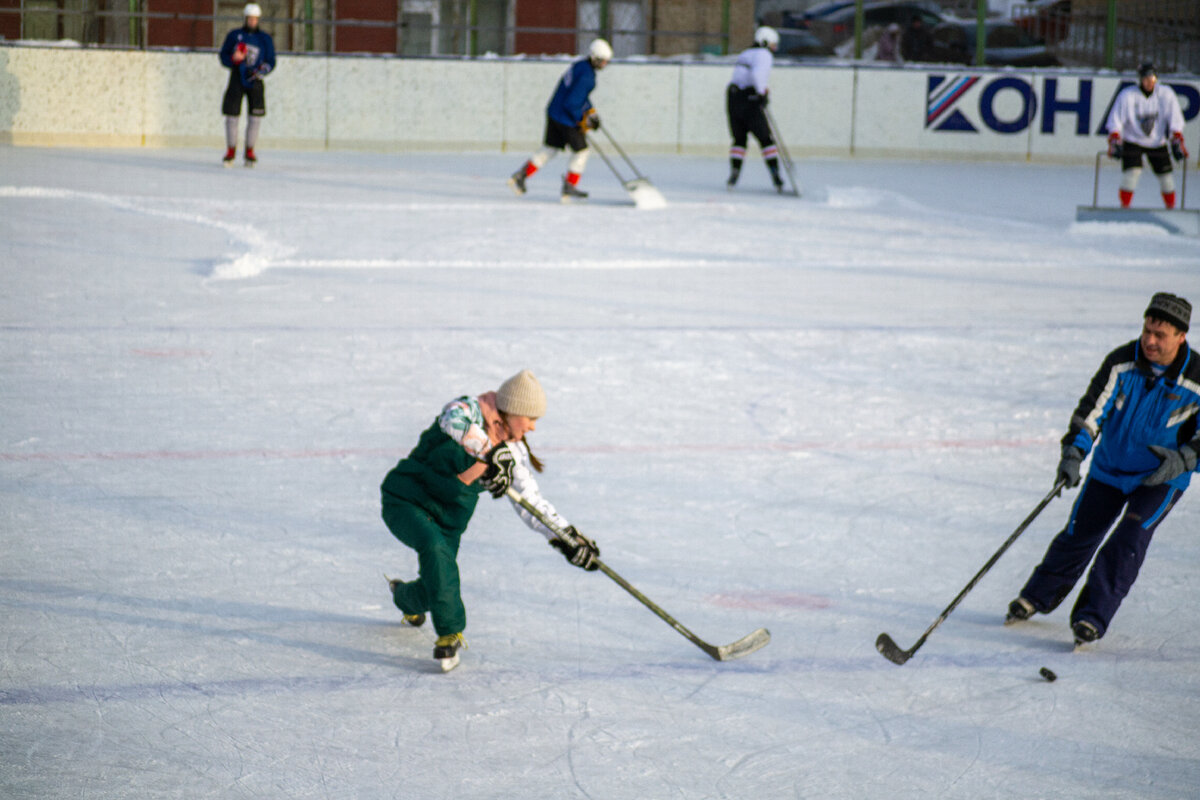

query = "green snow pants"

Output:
[[382, 501, 465, 637]]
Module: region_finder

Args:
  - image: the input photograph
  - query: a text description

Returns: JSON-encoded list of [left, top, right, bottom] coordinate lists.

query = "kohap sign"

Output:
[[926, 74, 1200, 136]]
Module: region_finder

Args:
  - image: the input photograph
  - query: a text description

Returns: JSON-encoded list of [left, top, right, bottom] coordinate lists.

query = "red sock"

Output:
[[523, 161, 537, 177], [566, 172, 581, 186], [1162, 191, 1176, 209], [1119, 189, 1133, 208]]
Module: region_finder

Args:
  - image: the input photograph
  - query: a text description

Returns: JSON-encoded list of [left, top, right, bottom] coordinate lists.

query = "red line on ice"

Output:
[[0, 437, 1053, 463]]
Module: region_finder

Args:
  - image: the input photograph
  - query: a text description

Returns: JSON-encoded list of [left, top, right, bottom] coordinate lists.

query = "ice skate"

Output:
[[770, 167, 785, 194], [1005, 596, 1035, 625], [507, 168, 528, 196], [244, 148, 257, 167], [385, 575, 426, 627], [1072, 620, 1099, 648], [433, 632, 467, 671], [222, 147, 236, 167], [560, 179, 588, 204], [726, 166, 740, 191]]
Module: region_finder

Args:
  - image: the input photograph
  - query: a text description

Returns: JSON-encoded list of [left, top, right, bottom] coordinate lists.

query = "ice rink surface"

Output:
[[2, 146, 1199, 799]]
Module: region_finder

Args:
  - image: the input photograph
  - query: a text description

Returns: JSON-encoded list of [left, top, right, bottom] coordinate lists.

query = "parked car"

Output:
[[1011, 0, 1070, 45], [779, 2, 857, 29], [806, 2, 945, 48], [775, 27, 837, 59], [926, 20, 1061, 66]]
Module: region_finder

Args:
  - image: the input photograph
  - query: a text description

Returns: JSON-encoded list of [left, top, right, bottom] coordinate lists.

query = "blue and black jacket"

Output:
[[219, 25, 276, 88], [546, 58, 597, 128], [1063, 339, 1200, 492]]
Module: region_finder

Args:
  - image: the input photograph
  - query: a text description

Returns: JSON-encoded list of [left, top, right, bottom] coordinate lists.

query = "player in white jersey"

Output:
[[726, 27, 784, 192], [1105, 63, 1188, 209]]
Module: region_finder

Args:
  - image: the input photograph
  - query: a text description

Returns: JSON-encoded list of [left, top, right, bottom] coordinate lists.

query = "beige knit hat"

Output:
[[496, 369, 546, 418]]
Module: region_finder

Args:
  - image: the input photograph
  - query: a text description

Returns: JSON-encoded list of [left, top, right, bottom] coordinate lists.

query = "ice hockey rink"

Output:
[[2, 146, 1199, 799]]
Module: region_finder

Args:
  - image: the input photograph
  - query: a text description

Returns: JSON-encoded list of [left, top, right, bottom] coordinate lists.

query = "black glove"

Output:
[[1056, 445, 1084, 489], [1143, 444, 1197, 486], [550, 526, 600, 571], [1170, 133, 1188, 162], [588, 112, 601, 131], [481, 444, 516, 499], [1106, 134, 1123, 160]]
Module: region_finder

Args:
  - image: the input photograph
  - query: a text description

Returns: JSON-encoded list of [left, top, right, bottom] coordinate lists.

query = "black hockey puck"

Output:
[[1039, 667, 1057, 682]]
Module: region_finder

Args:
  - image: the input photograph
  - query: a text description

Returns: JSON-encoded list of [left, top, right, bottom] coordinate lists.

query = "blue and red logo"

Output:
[[925, 74, 1199, 135]]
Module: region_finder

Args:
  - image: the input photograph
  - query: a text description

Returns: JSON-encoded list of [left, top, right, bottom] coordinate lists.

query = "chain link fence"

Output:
[[0, 0, 750, 58]]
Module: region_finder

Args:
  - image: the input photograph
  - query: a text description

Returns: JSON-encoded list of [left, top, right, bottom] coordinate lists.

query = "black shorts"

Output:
[[1121, 142, 1172, 174], [542, 117, 587, 152], [222, 72, 266, 117], [726, 85, 773, 149]]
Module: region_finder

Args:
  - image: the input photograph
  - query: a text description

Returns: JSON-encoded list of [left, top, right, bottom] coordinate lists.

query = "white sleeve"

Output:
[[1166, 90, 1185, 136], [437, 398, 490, 458], [752, 49, 772, 95], [505, 441, 570, 541], [1105, 89, 1130, 138]]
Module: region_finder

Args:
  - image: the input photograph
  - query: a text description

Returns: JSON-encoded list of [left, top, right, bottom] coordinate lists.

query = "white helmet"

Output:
[[243, 3, 262, 17], [589, 38, 613, 62], [755, 26, 779, 49]]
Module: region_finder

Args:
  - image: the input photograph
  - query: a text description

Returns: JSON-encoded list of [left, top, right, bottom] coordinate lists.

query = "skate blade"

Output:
[[222, 161, 234, 169], [437, 654, 460, 672], [506, 178, 526, 197]]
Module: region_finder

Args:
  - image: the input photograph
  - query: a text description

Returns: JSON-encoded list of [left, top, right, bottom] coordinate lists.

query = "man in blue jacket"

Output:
[[218, 3, 276, 167], [508, 39, 612, 203], [1007, 293, 1197, 647]]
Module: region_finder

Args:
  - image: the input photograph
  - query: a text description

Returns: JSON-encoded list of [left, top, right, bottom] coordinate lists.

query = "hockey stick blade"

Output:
[[875, 632, 913, 665], [710, 627, 772, 661]]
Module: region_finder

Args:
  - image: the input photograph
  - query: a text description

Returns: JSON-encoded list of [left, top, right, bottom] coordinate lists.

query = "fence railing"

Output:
[[0, 4, 736, 58]]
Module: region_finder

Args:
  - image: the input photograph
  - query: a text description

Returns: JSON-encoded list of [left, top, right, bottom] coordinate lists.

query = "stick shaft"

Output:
[[503, 487, 723, 657], [764, 107, 801, 196], [878, 479, 1066, 663]]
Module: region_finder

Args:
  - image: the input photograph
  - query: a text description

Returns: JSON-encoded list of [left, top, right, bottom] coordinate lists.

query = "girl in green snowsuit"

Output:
[[381, 369, 600, 667]]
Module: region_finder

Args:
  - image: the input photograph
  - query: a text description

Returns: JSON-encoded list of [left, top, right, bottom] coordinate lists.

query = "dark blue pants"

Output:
[[1019, 477, 1180, 637]]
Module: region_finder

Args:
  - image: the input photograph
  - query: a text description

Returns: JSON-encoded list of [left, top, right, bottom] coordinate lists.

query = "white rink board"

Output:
[[1, 43, 1197, 163]]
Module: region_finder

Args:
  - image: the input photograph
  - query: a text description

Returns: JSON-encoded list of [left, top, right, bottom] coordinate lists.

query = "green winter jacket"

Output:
[[381, 418, 484, 533]]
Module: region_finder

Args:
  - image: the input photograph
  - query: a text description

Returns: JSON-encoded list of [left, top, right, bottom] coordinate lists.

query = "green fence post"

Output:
[[721, 0, 730, 55], [853, 0, 863, 59], [975, 0, 986, 66], [305, 0, 314, 51], [1104, 0, 1116, 69]]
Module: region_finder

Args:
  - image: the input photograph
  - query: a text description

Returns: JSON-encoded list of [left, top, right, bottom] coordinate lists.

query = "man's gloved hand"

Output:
[[1143, 444, 1197, 486], [1106, 132, 1123, 159], [482, 444, 516, 499], [1170, 131, 1188, 162], [1056, 445, 1085, 488], [550, 526, 601, 571], [232, 41, 247, 64]]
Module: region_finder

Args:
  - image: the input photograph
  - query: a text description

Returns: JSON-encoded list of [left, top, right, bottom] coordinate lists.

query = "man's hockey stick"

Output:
[[875, 479, 1067, 666], [764, 107, 802, 197], [504, 487, 770, 661]]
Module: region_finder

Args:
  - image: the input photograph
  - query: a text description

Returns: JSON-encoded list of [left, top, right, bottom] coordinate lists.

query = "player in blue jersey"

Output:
[[1006, 293, 1198, 647], [508, 39, 612, 203], [218, 3, 276, 167]]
